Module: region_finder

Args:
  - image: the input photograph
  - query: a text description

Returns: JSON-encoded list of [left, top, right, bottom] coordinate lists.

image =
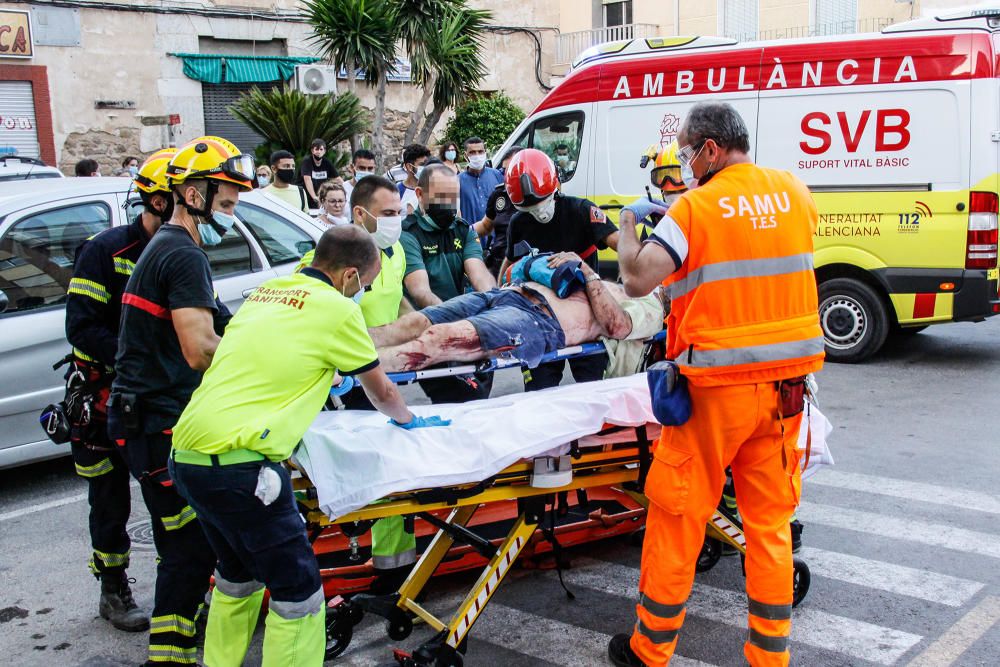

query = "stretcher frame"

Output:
[[292, 423, 766, 666]]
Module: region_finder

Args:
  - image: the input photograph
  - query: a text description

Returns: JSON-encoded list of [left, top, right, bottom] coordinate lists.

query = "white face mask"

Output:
[[354, 170, 374, 181], [372, 214, 403, 249], [681, 162, 699, 191], [516, 195, 556, 224], [444, 150, 457, 161], [468, 154, 487, 170]]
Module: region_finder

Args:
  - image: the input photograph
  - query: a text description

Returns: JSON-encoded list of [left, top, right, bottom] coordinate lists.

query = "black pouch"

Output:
[[646, 360, 692, 426], [779, 377, 806, 418], [39, 402, 72, 444], [108, 392, 141, 439]]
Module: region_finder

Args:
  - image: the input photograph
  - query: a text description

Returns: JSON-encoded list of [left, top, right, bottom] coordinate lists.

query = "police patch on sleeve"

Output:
[[590, 206, 606, 223], [496, 195, 507, 212]]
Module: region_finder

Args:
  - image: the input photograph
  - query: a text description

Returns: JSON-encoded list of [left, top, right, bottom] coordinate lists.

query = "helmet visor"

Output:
[[222, 154, 256, 182], [651, 165, 684, 191]]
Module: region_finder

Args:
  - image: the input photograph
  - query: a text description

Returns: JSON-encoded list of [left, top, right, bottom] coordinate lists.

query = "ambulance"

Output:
[[495, 9, 1000, 362]]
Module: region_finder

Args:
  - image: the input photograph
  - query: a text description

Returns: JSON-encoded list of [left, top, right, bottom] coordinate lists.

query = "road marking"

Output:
[[807, 470, 1000, 516], [0, 480, 139, 523], [559, 558, 922, 666], [907, 596, 1000, 667], [798, 501, 1000, 559], [797, 546, 984, 607]]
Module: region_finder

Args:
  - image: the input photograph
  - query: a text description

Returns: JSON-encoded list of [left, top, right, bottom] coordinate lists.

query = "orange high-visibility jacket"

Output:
[[648, 162, 825, 386]]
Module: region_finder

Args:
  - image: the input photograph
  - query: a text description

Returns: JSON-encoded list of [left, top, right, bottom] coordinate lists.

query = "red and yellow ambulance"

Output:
[[497, 9, 1000, 362]]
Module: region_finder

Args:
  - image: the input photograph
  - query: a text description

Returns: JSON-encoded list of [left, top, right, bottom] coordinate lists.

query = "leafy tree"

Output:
[[303, 0, 491, 168], [229, 86, 367, 166], [444, 93, 525, 153]]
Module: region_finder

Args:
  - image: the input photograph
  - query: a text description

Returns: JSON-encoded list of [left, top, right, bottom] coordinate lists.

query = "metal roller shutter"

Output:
[[0, 81, 41, 159], [202, 81, 279, 154]]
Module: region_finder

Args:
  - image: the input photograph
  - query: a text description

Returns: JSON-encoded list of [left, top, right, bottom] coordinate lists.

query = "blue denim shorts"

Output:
[[421, 288, 565, 368]]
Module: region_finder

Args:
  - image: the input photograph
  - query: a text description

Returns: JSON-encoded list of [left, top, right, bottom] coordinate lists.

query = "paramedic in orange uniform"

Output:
[[607, 102, 825, 667]]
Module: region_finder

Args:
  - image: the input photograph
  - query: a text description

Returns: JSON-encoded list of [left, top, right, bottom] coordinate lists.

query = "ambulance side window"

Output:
[[520, 112, 585, 184]]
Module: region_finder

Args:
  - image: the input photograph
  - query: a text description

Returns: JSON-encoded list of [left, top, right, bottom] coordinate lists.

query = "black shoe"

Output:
[[99, 572, 149, 632], [791, 520, 803, 553], [608, 633, 645, 667]]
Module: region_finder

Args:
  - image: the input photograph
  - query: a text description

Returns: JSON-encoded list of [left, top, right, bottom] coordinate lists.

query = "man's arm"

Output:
[[618, 209, 677, 297], [403, 271, 443, 308], [549, 252, 633, 339], [302, 175, 318, 203], [357, 366, 413, 424], [473, 214, 494, 237], [397, 295, 414, 317], [369, 311, 431, 347], [65, 240, 119, 366], [464, 258, 496, 292], [172, 307, 221, 371]]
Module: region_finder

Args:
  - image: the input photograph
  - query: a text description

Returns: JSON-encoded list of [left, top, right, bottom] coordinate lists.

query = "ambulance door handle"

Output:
[[242, 288, 256, 298]]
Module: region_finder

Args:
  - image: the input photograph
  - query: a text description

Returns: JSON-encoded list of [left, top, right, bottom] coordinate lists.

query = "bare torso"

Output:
[[516, 281, 627, 345]]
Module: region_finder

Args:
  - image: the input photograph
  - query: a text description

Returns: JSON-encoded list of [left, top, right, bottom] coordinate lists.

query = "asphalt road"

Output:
[[2, 317, 999, 666]]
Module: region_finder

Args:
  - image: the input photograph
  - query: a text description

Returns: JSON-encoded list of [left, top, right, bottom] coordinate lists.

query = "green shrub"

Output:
[[444, 92, 525, 154]]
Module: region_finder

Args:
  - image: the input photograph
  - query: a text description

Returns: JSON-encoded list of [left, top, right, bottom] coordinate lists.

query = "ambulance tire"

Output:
[[792, 558, 811, 607], [818, 278, 889, 363]]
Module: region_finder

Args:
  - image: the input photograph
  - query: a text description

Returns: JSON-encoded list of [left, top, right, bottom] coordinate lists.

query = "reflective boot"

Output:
[[99, 571, 150, 632]]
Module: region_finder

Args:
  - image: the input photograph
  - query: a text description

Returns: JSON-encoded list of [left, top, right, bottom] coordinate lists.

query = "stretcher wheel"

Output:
[[386, 611, 413, 641], [792, 557, 811, 607], [324, 615, 353, 660], [695, 537, 722, 573]]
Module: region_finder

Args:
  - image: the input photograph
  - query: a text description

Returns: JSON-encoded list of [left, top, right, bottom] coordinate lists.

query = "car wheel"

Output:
[[818, 278, 889, 363]]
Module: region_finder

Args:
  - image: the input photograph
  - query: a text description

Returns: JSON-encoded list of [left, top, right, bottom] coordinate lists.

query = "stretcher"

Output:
[[293, 375, 820, 665]]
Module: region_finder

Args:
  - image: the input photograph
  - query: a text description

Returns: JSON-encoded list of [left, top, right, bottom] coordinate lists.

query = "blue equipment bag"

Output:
[[646, 360, 691, 426], [503, 252, 586, 298]]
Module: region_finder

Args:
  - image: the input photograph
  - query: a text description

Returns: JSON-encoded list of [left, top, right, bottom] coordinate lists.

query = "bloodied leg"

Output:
[[379, 321, 487, 371]]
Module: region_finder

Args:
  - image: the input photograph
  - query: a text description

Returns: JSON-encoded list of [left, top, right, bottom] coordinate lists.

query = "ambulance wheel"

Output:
[[324, 615, 353, 660], [792, 558, 811, 607], [696, 537, 722, 573], [386, 610, 413, 641], [818, 278, 889, 363]]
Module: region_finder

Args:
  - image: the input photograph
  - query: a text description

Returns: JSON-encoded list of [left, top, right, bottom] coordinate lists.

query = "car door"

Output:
[[0, 196, 116, 466], [235, 199, 319, 278]]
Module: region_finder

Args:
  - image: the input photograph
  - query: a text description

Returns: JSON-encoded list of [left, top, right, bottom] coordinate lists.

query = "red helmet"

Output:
[[505, 148, 559, 206]]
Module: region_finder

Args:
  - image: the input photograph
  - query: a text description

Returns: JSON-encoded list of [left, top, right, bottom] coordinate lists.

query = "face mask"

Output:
[[354, 170, 373, 181], [681, 162, 698, 191], [555, 155, 569, 166], [276, 168, 295, 184], [412, 165, 424, 180], [444, 150, 457, 161], [372, 214, 403, 249], [468, 155, 487, 170], [257, 175, 270, 187], [352, 272, 365, 305], [517, 195, 556, 224], [425, 203, 456, 229], [198, 223, 222, 246], [128, 165, 138, 178], [199, 209, 236, 246]]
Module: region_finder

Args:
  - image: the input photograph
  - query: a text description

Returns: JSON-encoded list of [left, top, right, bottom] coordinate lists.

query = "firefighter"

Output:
[[499, 148, 620, 391], [62, 149, 175, 632], [108, 136, 256, 666], [608, 102, 824, 667]]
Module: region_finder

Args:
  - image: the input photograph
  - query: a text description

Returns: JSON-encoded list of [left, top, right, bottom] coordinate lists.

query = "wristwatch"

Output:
[[585, 274, 602, 283]]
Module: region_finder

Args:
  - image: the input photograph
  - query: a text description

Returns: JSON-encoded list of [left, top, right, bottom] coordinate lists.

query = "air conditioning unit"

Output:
[[294, 64, 338, 95]]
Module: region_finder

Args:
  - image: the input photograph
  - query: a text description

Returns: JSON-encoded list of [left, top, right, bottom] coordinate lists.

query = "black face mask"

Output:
[[425, 203, 456, 229], [276, 168, 296, 184]]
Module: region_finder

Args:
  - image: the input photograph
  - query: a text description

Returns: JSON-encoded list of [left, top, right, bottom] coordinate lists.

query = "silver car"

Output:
[[0, 177, 325, 468]]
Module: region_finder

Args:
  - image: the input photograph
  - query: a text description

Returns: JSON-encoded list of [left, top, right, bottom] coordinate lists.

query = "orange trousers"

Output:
[[630, 382, 802, 666]]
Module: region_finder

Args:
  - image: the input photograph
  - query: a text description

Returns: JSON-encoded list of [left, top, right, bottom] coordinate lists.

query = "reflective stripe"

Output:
[[113, 256, 135, 276], [651, 214, 689, 266], [68, 278, 110, 304], [748, 598, 792, 621], [639, 592, 685, 619], [214, 572, 265, 599], [635, 619, 679, 645], [372, 549, 417, 570], [93, 549, 129, 568], [686, 336, 825, 369], [148, 644, 197, 663], [75, 457, 114, 478], [72, 347, 97, 363], [747, 628, 789, 653], [122, 292, 171, 320], [150, 614, 197, 637], [161, 505, 197, 531], [669, 253, 814, 301], [268, 587, 324, 620]]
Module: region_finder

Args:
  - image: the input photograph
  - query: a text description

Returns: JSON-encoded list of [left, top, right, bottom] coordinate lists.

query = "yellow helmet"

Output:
[[134, 149, 177, 194], [166, 136, 255, 192], [650, 140, 686, 193]]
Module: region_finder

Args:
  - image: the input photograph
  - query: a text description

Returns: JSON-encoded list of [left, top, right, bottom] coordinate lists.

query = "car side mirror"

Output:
[[296, 240, 316, 256], [0, 289, 8, 314]]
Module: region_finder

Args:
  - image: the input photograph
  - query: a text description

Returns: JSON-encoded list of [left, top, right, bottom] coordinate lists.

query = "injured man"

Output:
[[369, 251, 666, 378]]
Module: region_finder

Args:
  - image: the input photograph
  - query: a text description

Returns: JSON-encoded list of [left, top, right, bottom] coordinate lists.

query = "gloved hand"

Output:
[[390, 415, 452, 429], [329, 374, 355, 397], [622, 197, 669, 225]]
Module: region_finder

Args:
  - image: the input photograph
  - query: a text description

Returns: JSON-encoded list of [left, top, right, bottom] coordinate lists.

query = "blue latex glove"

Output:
[[622, 197, 669, 225], [329, 374, 355, 397], [390, 415, 452, 429]]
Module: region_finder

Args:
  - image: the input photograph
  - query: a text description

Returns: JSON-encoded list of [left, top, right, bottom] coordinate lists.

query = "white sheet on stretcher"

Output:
[[294, 374, 835, 519]]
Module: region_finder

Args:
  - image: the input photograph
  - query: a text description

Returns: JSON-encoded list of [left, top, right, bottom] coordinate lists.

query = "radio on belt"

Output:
[[530, 455, 573, 488]]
